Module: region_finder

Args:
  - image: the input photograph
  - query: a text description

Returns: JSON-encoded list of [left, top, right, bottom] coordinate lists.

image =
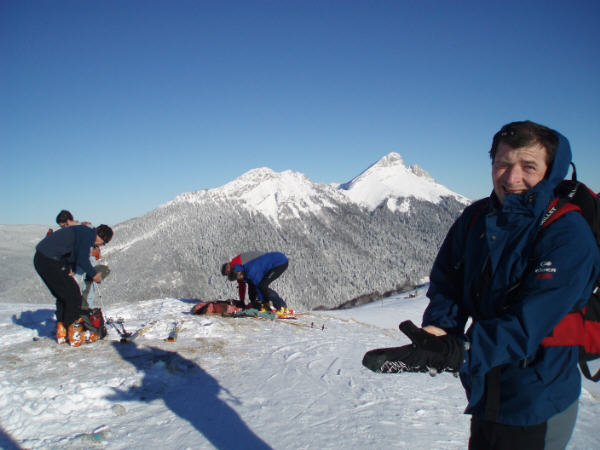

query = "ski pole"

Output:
[[95, 283, 106, 311]]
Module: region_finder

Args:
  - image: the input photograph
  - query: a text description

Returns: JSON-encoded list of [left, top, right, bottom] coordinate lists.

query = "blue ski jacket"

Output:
[[234, 252, 288, 302], [36, 225, 98, 278], [229, 251, 265, 301], [423, 132, 600, 426]]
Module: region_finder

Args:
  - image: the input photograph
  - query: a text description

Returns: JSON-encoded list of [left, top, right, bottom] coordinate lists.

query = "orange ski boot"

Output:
[[84, 330, 100, 343], [56, 321, 67, 344], [68, 318, 85, 347]]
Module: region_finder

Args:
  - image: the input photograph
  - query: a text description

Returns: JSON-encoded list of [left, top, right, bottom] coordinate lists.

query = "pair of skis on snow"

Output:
[[107, 318, 184, 343], [106, 317, 158, 343]]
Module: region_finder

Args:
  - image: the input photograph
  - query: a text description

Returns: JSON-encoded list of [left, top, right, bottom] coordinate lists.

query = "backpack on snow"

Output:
[[191, 300, 244, 315], [537, 171, 600, 381], [81, 307, 108, 339]]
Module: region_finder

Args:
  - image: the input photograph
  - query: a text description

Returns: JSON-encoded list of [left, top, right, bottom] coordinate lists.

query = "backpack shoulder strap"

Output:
[[579, 348, 600, 382], [467, 198, 489, 230], [539, 179, 588, 229], [540, 197, 581, 228]]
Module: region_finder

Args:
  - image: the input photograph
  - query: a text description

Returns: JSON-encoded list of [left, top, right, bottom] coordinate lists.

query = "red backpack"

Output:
[[191, 300, 243, 315], [537, 176, 600, 381], [81, 308, 108, 339]]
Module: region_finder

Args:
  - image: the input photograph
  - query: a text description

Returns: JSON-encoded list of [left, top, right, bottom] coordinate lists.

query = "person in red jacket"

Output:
[[221, 252, 264, 307]]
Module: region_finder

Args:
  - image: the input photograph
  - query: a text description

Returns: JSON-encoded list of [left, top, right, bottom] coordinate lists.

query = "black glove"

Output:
[[362, 345, 418, 373], [362, 320, 466, 374]]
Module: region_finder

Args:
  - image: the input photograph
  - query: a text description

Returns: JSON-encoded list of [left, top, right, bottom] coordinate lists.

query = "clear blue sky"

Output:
[[2, 0, 599, 226]]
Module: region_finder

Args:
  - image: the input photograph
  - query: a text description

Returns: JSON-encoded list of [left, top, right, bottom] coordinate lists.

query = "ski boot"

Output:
[[84, 330, 100, 343], [56, 321, 67, 344], [276, 307, 291, 318], [259, 301, 272, 313], [68, 318, 85, 347]]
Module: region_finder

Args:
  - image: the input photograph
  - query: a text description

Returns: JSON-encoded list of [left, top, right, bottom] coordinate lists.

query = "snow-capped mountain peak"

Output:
[[339, 152, 469, 211], [221, 168, 349, 223], [166, 152, 468, 222], [409, 163, 434, 181], [170, 167, 349, 224]]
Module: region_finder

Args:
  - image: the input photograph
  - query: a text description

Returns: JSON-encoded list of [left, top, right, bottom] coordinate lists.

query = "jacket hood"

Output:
[[536, 131, 572, 193]]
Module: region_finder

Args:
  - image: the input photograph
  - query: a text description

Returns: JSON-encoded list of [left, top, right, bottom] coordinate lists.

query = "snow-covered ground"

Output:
[[1, 290, 599, 449]]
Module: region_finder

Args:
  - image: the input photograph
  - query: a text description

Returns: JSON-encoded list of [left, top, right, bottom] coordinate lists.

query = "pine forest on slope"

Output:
[[1, 153, 470, 310]]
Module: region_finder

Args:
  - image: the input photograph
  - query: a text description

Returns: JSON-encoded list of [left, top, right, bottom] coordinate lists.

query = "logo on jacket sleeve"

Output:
[[535, 261, 557, 280]]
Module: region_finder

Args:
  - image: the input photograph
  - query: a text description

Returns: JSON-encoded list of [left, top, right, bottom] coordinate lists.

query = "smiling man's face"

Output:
[[492, 141, 548, 205]]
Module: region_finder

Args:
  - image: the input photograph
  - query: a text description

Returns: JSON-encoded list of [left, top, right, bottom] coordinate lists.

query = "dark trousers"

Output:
[[257, 262, 288, 309], [469, 400, 578, 450], [469, 418, 546, 450], [34, 251, 82, 327], [247, 284, 258, 303]]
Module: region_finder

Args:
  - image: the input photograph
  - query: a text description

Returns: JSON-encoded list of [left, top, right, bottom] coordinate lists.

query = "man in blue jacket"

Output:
[[390, 121, 599, 448], [228, 252, 289, 314], [34, 224, 113, 346], [221, 251, 265, 307]]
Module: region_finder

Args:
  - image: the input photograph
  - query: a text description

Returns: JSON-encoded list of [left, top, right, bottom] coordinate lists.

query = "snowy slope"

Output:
[[1, 290, 598, 449], [339, 153, 470, 211]]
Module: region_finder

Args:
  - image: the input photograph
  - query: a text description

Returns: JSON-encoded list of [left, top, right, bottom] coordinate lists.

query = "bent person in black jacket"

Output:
[[34, 224, 113, 346]]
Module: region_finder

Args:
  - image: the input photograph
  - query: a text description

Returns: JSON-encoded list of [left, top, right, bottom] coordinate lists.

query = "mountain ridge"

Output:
[[97, 152, 469, 310], [167, 152, 469, 222], [1, 153, 471, 309]]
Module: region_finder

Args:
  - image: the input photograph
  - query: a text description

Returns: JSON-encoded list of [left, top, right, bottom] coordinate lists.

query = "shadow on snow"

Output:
[[0, 426, 22, 450], [12, 308, 56, 338], [107, 341, 272, 450]]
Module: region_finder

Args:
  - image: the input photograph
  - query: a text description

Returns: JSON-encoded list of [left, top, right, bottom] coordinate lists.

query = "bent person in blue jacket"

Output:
[[373, 121, 600, 449], [228, 252, 289, 313]]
